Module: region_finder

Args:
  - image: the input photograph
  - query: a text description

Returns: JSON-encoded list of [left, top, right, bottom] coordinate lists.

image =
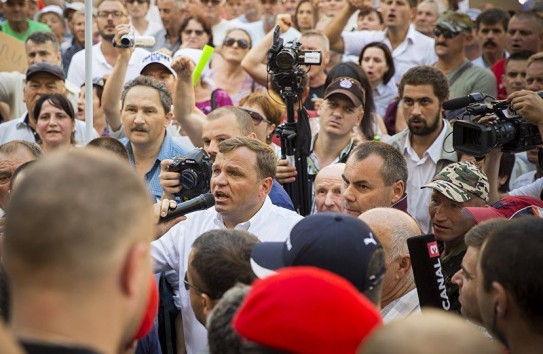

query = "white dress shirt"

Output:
[[66, 43, 150, 88], [342, 25, 437, 83], [403, 123, 448, 234], [151, 197, 302, 354]]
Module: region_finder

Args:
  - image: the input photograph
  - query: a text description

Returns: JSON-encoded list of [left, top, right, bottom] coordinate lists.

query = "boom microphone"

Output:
[[159, 193, 215, 222], [407, 235, 451, 311]]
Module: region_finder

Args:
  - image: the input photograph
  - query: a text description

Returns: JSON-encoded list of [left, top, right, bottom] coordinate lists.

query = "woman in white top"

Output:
[[126, 0, 161, 36], [358, 42, 398, 118]]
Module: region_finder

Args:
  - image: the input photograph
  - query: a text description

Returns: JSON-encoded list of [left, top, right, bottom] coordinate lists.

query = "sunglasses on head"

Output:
[[183, 29, 205, 36], [223, 38, 250, 49], [242, 108, 272, 126], [126, 0, 147, 4], [433, 27, 461, 39]]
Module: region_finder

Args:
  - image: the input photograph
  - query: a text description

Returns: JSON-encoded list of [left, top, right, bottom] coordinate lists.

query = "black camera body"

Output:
[[448, 93, 542, 157], [168, 148, 212, 202]]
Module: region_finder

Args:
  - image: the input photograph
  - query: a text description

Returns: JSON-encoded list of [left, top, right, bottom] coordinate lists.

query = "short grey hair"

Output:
[[301, 30, 330, 52], [121, 75, 172, 114]]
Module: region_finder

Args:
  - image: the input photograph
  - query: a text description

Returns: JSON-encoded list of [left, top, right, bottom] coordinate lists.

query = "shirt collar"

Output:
[[212, 196, 273, 230], [404, 121, 447, 163]]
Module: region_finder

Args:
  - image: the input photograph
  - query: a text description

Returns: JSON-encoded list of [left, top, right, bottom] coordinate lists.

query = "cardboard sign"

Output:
[[0, 32, 28, 74]]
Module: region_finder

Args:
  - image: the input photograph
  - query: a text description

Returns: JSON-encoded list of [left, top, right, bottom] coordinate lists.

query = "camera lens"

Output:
[[276, 50, 296, 70], [181, 169, 199, 190]]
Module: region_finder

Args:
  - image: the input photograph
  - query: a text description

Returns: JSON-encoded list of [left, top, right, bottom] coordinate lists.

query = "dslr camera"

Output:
[[447, 93, 542, 157], [168, 148, 213, 202]]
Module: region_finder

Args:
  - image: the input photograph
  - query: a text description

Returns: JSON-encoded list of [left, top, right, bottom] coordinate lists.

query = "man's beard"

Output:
[[101, 32, 115, 42], [408, 111, 442, 136]]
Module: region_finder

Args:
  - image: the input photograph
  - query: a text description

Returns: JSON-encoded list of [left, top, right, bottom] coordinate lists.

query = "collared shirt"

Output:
[[343, 25, 437, 83], [0, 113, 98, 145], [391, 193, 409, 214], [66, 43, 150, 88], [472, 52, 508, 70], [151, 196, 303, 354], [374, 79, 398, 118], [381, 288, 421, 323], [151, 28, 181, 53], [403, 122, 448, 234], [122, 131, 188, 201]]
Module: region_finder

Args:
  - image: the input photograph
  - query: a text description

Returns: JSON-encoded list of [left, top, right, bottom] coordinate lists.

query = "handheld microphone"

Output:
[[407, 235, 451, 311], [159, 193, 215, 222]]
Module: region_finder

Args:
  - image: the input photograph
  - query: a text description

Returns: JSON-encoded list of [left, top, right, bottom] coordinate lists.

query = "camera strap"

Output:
[[448, 61, 473, 88]]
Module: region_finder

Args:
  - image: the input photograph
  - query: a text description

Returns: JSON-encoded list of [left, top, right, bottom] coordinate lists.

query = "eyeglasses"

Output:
[[223, 38, 250, 49], [183, 272, 207, 294], [200, 0, 223, 5], [242, 108, 272, 126], [261, 0, 278, 4], [183, 29, 205, 36], [126, 0, 147, 4], [96, 11, 127, 19], [432, 27, 461, 39]]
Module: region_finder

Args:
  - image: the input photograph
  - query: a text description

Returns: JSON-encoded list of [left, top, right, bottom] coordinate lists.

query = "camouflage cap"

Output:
[[422, 161, 489, 203], [436, 10, 473, 34]]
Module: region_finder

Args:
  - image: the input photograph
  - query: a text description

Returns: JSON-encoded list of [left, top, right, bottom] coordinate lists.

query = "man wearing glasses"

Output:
[[66, 0, 149, 88], [433, 11, 496, 109]]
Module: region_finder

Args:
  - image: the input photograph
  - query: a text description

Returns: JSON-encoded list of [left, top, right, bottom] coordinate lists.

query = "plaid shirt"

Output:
[[381, 288, 421, 323]]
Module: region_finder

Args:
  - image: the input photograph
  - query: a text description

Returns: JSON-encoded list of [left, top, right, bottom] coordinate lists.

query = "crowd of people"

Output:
[[1, 0, 543, 353]]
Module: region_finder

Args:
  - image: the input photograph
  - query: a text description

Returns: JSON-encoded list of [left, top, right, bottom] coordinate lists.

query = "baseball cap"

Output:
[[141, 51, 177, 78], [233, 267, 382, 354], [436, 10, 473, 34], [463, 196, 543, 223], [63, 2, 86, 18], [36, 5, 64, 22], [250, 213, 385, 293], [324, 77, 366, 108], [422, 161, 489, 203], [26, 63, 65, 82]]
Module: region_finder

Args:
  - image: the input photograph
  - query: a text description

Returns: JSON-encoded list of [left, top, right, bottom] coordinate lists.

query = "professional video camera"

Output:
[[444, 93, 542, 157], [266, 26, 322, 215], [168, 148, 212, 202]]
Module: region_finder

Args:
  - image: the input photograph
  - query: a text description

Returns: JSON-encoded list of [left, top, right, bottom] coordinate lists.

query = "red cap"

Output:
[[463, 196, 543, 223], [133, 275, 159, 340], [233, 267, 382, 354]]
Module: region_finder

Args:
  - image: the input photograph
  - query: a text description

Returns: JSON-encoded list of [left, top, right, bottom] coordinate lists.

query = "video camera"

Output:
[[444, 93, 542, 157], [267, 27, 322, 96], [168, 148, 213, 202]]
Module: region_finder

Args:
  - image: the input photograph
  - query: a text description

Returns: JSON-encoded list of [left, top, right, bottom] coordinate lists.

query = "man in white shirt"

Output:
[[324, 0, 437, 83], [152, 136, 302, 354], [386, 65, 457, 233], [66, 0, 149, 88]]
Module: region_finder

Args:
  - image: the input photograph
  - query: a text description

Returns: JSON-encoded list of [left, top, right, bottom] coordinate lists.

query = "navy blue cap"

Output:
[[26, 63, 65, 82], [250, 213, 386, 293]]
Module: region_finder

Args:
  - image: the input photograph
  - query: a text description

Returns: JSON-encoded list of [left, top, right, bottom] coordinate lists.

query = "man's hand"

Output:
[[154, 199, 186, 239], [159, 159, 181, 201], [275, 14, 293, 33], [508, 90, 543, 127], [276, 159, 297, 184], [113, 24, 135, 59], [171, 56, 195, 83], [348, 0, 368, 10]]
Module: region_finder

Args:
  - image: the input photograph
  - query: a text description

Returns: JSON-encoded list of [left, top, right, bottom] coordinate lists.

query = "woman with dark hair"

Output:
[[34, 93, 76, 153], [357, 7, 384, 31], [325, 62, 388, 142], [294, 0, 318, 32], [211, 28, 264, 105], [179, 16, 213, 50], [358, 42, 397, 117]]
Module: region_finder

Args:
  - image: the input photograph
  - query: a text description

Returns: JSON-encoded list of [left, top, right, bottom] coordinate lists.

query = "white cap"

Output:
[[36, 5, 64, 22], [140, 51, 177, 78]]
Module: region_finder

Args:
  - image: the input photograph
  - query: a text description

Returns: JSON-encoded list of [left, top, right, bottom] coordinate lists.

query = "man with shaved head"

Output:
[[358, 309, 502, 354], [313, 163, 345, 213], [359, 208, 421, 323]]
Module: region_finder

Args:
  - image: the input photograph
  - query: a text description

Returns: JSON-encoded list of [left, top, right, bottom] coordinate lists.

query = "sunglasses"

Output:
[[242, 108, 272, 126], [183, 29, 205, 36], [433, 27, 461, 39], [183, 272, 207, 293], [200, 0, 223, 5], [223, 38, 250, 49], [126, 0, 147, 3]]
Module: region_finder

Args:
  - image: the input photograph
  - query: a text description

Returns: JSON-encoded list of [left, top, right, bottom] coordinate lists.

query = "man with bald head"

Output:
[[359, 208, 421, 323], [359, 309, 502, 354], [4, 149, 155, 353], [313, 163, 345, 213]]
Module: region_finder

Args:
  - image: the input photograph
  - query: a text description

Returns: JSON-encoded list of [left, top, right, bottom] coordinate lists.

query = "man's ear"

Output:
[[396, 255, 412, 279], [247, 132, 257, 139], [259, 176, 273, 197], [201, 293, 215, 319], [121, 242, 150, 298], [391, 179, 404, 204], [492, 281, 508, 318], [165, 111, 174, 127]]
